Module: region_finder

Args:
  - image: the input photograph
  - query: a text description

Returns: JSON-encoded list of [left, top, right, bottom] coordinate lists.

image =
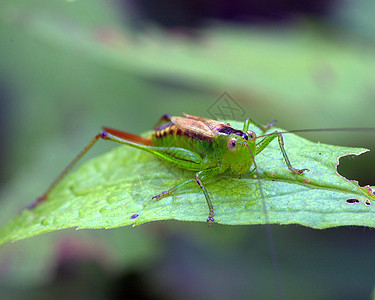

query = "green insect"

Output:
[[31, 113, 309, 225]]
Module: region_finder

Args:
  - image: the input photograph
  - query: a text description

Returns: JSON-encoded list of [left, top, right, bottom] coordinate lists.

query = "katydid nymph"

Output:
[[27, 113, 374, 299], [30, 113, 310, 225]]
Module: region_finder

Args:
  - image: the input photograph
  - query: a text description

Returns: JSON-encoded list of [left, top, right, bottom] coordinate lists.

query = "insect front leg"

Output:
[[243, 117, 276, 133], [256, 131, 309, 174]]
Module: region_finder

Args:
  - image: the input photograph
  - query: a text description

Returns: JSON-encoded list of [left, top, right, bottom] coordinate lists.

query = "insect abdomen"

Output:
[[151, 123, 213, 156]]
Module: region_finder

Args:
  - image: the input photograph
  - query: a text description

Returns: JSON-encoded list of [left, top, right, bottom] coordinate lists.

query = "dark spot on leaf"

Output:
[[345, 198, 360, 204], [131, 214, 139, 219], [364, 199, 371, 206]]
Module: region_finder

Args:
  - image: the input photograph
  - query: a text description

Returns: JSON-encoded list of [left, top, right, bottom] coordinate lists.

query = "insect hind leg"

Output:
[[29, 131, 106, 209], [153, 114, 172, 129], [153, 167, 222, 226]]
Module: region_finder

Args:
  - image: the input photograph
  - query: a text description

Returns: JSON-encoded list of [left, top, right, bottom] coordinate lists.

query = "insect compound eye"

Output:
[[227, 138, 237, 151], [247, 130, 257, 140]]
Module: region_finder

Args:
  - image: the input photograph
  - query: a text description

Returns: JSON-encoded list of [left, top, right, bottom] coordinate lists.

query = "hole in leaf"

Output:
[[364, 199, 371, 206], [131, 214, 139, 219], [345, 198, 360, 204]]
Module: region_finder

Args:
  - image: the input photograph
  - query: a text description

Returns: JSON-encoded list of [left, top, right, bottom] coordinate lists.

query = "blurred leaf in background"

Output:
[[0, 0, 374, 299]]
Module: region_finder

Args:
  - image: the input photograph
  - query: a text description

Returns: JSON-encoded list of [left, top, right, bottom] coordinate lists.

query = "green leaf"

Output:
[[0, 120, 374, 245]]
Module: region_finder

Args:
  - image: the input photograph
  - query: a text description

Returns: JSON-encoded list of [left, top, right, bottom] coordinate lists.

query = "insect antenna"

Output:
[[256, 127, 375, 140], [245, 143, 285, 300]]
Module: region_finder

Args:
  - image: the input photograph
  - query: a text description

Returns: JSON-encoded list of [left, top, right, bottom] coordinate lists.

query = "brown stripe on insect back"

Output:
[[177, 125, 213, 142], [152, 122, 213, 151]]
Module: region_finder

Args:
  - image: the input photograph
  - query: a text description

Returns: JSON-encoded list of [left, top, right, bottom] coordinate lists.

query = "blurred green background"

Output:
[[1, 0, 375, 299]]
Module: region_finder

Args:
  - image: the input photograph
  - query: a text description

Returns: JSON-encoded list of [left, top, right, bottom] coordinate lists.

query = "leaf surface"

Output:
[[0, 120, 374, 245]]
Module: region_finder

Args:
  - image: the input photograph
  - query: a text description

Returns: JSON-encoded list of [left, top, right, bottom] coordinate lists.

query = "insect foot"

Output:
[[27, 195, 46, 210], [293, 168, 310, 175], [152, 191, 171, 200], [207, 211, 215, 227]]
